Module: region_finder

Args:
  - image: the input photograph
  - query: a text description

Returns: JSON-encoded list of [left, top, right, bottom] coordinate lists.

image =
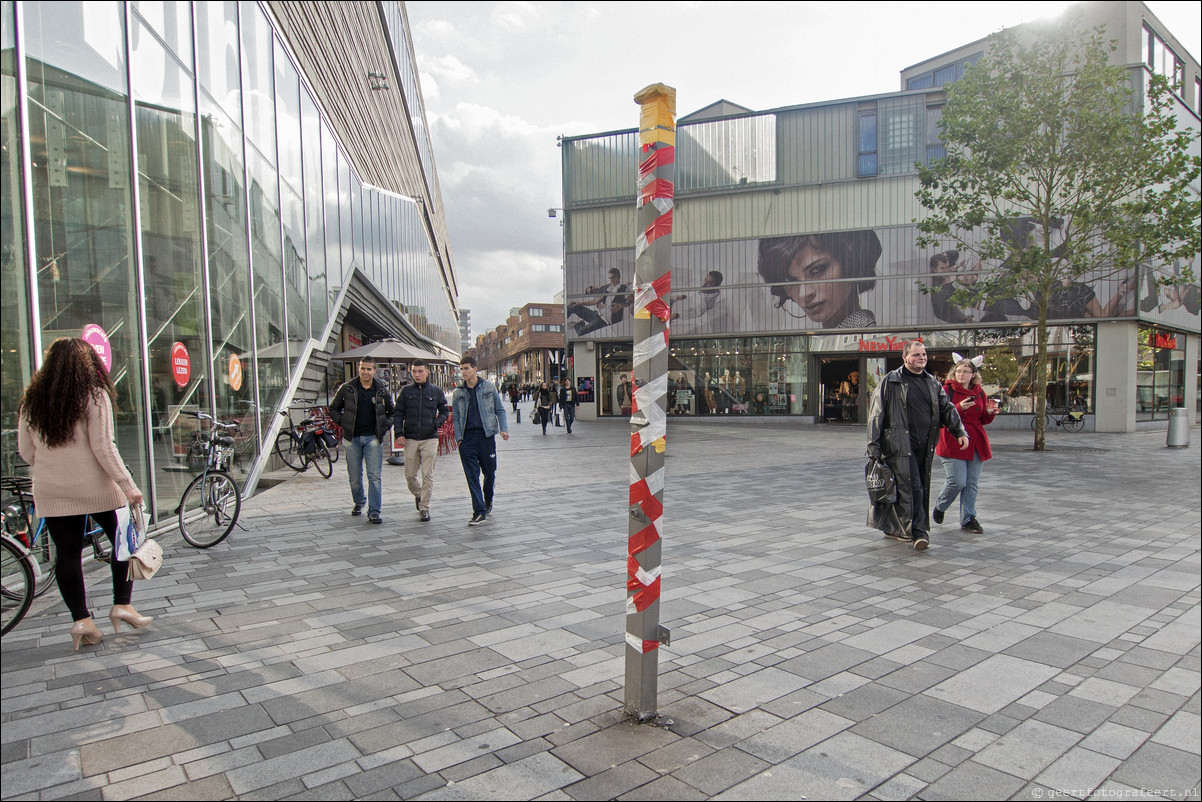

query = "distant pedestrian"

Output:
[[17, 337, 153, 650], [932, 357, 998, 534], [452, 357, 509, 525], [536, 381, 555, 435], [393, 359, 450, 522], [866, 340, 968, 551], [329, 357, 395, 524], [559, 379, 577, 434], [508, 383, 520, 412]]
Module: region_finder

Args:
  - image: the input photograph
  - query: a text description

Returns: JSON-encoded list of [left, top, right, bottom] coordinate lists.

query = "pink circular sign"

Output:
[[80, 324, 112, 372], [171, 342, 191, 388]]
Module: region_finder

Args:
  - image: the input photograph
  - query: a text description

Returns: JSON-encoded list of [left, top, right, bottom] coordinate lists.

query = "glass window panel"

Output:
[[131, 1, 192, 64], [23, 1, 150, 503], [933, 65, 955, 87], [200, 89, 257, 481], [246, 144, 285, 426], [858, 113, 876, 154], [300, 88, 327, 340], [1, 0, 34, 474], [239, 1, 274, 159], [272, 35, 301, 194], [281, 181, 307, 363], [321, 120, 341, 300], [131, 18, 212, 520], [195, 0, 239, 118]]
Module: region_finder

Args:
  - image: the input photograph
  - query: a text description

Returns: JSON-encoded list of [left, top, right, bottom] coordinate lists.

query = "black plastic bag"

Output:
[[865, 457, 897, 504]]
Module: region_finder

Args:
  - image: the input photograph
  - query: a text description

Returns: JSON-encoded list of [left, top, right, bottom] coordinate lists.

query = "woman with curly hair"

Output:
[[17, 337, 153, 650], [932, 357, 998, 535]]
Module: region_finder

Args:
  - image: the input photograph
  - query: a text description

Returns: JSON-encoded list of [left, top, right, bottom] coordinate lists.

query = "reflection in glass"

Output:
[[201, 90, 257, 480], [1, 0, 33, 475], [247, 145, 285, 428], [131, 17, 211, 520], [23, 1, 149, 500]]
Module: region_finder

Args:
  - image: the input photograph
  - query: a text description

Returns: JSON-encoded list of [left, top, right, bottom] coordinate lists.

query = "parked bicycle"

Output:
[[1031, 406, 1086, 432], [306, 407, 342, 464], [176, 412, 242, 548], [1, 533, 35, 636], [274, 409, 334, 478]]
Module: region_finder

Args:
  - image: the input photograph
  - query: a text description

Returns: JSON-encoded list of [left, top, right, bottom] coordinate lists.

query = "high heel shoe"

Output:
[[109, 605, 154, 633], [70, 618, 103, 651]]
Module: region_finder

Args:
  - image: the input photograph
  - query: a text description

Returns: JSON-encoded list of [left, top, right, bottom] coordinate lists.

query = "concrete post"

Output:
[[624, 83, 676, 721]]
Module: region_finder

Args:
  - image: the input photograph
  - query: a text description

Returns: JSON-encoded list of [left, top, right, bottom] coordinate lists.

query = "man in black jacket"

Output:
[[394, 359, 450, 522], [866, 341, 968, 551], [329, 357, 395, 524]]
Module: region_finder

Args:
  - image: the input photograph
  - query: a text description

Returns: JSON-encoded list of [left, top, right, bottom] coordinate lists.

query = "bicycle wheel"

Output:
[[311, 445, 333, 478], [1062, 412, 1085, 432], [1, 497, 55, 597], [1, 536, 35, 636], [1030, 413, 1050, 432], [179, 471, 241, 548], [274, 432, 302, 471], [326, 437, 340, 464]]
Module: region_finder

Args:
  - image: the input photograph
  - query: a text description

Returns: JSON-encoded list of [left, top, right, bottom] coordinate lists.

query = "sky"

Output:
[[405, 1, 1202, 342]]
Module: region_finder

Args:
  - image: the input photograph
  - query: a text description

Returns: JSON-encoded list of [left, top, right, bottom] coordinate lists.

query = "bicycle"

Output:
[[176, 412, 242, 548], [1031, 406, 1086, 433], [306, 407, 342, 464], [1, 533, 35, 636], [274, 410, 334, 478]]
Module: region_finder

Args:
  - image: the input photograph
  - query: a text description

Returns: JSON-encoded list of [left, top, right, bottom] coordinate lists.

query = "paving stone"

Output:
[[2, 425, 1198, 801]]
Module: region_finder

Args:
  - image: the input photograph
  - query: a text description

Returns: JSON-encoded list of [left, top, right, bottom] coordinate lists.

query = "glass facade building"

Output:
[[561, 3, 1200, 432], [1, 1, 459, 521]]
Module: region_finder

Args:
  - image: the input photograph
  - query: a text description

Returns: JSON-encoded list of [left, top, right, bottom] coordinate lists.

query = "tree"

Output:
[[916, 12, 1200, 450]]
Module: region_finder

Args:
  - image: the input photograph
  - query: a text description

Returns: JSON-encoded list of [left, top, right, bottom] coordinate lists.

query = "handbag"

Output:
[[865, 457, 897, 505], [114, 504, 163, 580]]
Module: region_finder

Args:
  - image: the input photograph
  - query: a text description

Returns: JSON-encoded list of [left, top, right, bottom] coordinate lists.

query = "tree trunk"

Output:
[[1034, 295, 1049, 452]]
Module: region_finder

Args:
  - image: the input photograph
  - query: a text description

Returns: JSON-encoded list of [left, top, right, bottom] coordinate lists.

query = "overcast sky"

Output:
[[405, 1, 1202, 342]]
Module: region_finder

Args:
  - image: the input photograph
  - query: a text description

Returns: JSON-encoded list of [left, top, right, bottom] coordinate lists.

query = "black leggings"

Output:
[[45, 510, 132, 621]]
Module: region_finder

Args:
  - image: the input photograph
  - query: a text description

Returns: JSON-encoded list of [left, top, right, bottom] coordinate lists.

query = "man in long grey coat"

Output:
[[866, 340, 968, 551]]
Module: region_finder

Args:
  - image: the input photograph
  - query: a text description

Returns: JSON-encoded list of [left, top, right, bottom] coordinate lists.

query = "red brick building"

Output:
[[471, 302, 566, 387]]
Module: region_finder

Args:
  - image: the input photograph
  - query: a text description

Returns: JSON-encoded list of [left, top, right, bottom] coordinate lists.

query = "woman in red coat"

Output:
[[932, 357, 998, 534]]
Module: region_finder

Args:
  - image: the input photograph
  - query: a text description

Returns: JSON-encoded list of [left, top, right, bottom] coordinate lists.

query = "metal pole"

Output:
[[624, 83, 675, 722]]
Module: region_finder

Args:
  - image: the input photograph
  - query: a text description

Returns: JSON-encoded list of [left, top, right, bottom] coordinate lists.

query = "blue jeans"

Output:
[[935, 455, 983, 525], [345, 435, 383, 515], [563, 404, 575, 432], [458, 430, 497, 516]]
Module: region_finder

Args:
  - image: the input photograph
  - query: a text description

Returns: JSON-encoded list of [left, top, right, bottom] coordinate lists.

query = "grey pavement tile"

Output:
[[1033, 746, 1122, 796], [1033, 694, 1117, 734], [551, 722, 678, 777], [1149, 709, 1202, 755], [927, 654, 1061, 714], [733, 708, 855, 764], [413, 752, 584, 800], [851, 694, 985, 757], [716, 731, 914, 801], [1111, 741, 1201, 794], [972, 719, 1083, 780], [615, 774, 707, 801], [667, 746, 771, 796], [920, 760, 1027, 800], [563, 760, 659, 801]]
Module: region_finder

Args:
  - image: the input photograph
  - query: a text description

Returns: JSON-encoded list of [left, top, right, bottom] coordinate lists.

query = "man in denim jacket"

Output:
[[451, 357, 509, 525]]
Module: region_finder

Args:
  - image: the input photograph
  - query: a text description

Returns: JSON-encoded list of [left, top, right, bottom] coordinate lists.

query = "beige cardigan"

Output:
[[17, 391, 138, 518]]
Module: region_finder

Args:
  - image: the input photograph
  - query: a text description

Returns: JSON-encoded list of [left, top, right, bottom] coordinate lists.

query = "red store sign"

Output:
[[858, 335, 921, 352], [171, 342, 191, 388]]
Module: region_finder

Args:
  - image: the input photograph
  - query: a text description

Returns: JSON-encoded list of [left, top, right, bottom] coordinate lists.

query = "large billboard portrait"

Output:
[[564, 220, 1187, 338]]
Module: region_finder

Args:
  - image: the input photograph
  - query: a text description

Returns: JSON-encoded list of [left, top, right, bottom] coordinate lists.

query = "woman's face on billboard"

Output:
[[785, 243, 856, 326]]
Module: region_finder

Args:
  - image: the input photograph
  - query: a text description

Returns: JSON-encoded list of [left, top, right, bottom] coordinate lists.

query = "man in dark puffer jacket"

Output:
[[394, 359, 450, 522]]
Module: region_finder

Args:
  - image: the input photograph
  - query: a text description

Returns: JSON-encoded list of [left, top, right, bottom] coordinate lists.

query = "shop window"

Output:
[[977, 326, 1095, 415], [1137, 326, 1184, 421]]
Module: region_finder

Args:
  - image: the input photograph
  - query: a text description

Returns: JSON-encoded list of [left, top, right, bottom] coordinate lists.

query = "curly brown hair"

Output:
[[19, 337, 117, 448]]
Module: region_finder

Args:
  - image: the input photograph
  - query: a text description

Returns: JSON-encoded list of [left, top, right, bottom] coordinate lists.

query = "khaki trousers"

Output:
[[404, 438, 439, 512]]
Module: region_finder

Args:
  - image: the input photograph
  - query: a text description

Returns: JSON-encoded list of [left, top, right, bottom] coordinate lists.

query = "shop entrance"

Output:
[[818, 357, 862, 423]]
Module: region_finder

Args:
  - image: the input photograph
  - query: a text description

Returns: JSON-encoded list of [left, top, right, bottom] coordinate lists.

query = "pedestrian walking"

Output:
[[17, 337, 153, 650], [559, 379, 577, 434], [933, 356, 998, 534], [452, 357, 509, 525], [393, 359, 450, 523], [329, 357, 395, 524], [866, 340, 968, 551], [508, 383, 520, 413], [536, 381, 555, 435]]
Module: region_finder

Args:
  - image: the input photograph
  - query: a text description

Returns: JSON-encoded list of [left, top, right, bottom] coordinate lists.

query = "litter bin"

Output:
[[1166, 407, 1189, 448]]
